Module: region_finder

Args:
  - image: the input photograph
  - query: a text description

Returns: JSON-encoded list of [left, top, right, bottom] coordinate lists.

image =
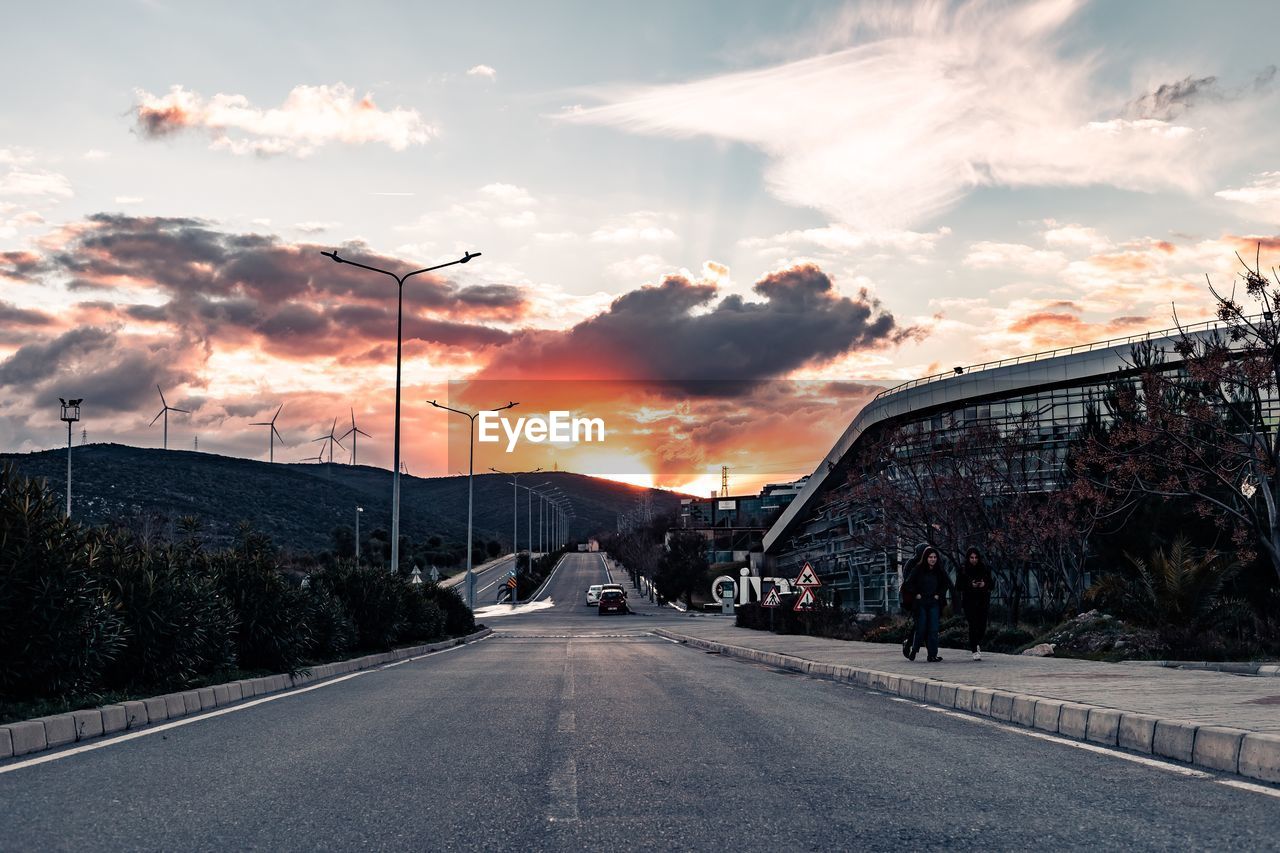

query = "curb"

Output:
[[653, 628, 1280, 787], [0, 628, 493, 762]]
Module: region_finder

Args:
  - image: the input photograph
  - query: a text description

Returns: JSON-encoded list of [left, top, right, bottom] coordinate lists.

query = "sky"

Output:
[[2, 0, 1279, 497]]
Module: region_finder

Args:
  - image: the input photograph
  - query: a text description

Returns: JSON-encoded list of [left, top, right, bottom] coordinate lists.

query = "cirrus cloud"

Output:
[[559, 0, 1226, 229]]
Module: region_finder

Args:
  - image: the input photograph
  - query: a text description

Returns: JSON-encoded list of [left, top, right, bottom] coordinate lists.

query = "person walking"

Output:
[[902, 546, 952, 662], [956, 546, 992, 661], [900, 542, 929, 659]]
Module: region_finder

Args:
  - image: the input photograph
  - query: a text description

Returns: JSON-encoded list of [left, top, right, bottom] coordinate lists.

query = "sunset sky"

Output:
[[3, 0, 1279, 496]]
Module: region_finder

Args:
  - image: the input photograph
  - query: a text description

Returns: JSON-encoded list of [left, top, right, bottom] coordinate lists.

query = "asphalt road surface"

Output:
[[3, 552, 1278, 851]]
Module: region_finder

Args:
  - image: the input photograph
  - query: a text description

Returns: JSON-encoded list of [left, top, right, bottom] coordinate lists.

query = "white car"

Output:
[[586, 585, 603, 606]]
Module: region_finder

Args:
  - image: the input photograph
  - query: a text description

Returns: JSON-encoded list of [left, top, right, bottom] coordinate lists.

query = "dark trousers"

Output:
[[966, 600, 989, 651], [913, 602, 940, 658]]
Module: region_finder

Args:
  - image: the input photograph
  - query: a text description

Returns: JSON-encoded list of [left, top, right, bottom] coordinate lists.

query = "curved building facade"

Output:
[[761, 320, 1226, 612]]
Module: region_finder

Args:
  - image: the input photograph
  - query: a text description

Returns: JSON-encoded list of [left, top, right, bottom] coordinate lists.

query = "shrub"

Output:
[[423, 583, 475, 636], [99, 534, 237, 689], [303, 583, 357, 660], [318, 564, 406, 650], [0, 465, 125, 698], [397, 585, 446, 644], [210, 531, 310, 673]]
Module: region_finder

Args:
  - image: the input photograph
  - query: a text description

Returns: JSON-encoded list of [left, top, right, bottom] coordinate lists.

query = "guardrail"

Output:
[[871, 315, 1235, 402]]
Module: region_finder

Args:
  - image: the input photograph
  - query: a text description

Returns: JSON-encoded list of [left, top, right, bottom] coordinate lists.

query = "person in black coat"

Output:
[[902, 546, 952, 662], [956, 546, 992, 660], [899, 542, 930, 659]]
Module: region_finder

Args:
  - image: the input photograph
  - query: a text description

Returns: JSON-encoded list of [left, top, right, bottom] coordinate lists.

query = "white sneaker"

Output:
[[972, 649, 982, 661]]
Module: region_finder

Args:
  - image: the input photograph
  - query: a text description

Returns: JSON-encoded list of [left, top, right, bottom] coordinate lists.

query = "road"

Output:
[[2, 552, 1278, 851]]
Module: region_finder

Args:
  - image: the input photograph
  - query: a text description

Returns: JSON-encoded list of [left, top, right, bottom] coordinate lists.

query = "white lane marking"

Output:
[[600, 554, 612, 583], [921, 705, 1280, 797], [557, 710, 576, 733], [546, 753, 579, 823], [889, 697, 912, 704], [655, 635, 683, 644], [529, 553, 569, 602], [921, 706, 1215, 778], [1217, 779, 1280, 800], [0, 635, 492, 775]]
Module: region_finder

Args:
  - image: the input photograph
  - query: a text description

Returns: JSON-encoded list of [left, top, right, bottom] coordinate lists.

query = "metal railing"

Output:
[[872, 315, 1234, 403]]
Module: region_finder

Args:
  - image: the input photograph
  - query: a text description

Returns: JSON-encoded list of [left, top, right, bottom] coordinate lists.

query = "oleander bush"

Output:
[[0, 464, 475, 713], [0, 465, 126, 699], [99, 533, 237, 690]]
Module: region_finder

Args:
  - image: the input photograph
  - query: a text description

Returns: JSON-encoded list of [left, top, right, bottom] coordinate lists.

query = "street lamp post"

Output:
[[58, 398, 81, 518], [430, 399, 518, 609], [355, 506, 364, 565], [490, 467, 541, 606], [321, 248, 480, 577]]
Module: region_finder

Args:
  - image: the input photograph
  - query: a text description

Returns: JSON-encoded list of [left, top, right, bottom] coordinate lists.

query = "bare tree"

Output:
[[1072, 249, 1280, 585]]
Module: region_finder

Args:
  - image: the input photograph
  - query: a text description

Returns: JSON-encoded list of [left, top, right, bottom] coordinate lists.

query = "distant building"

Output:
[[678, 477, 808, 565]]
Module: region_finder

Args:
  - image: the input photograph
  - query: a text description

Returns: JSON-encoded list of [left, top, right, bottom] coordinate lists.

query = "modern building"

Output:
[[760, 320, 1224, 613], [679, 478, 808, 565]]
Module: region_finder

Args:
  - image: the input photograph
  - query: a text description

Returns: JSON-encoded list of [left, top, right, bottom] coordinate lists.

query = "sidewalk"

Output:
[[653, 621, 1280, 785]]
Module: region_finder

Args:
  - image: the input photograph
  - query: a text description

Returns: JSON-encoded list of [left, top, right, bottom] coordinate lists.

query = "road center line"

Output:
[[0, 635, 492, 775]]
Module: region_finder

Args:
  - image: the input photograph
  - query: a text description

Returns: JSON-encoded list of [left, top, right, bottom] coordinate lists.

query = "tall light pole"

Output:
[[321, 248, 480, 576], [58, 398, 81, 518], [355, 506, 364, 565], [490, 467, 541, 605], [430, 399, 518, 609], [530, 483, 560, 554]]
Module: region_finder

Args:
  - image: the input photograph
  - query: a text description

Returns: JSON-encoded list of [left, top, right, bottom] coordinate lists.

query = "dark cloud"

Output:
[[481, 264, 911, 383], [1124, 67, 1276, 120], [133, 97, 195, 139], [0, 251, 46, 281], [0, 300, 54, 327], [26, 215, 527, 357], [0, 326, 195, 414]]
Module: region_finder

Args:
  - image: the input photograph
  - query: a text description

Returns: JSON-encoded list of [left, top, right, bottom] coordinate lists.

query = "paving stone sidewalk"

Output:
[[659, 620, 1280, 734]]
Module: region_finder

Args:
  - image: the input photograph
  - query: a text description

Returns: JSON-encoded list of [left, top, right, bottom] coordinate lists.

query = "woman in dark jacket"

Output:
[[956, 546, 992, 660], [902, 546, 952, 662], [899, 542, 930, 659]]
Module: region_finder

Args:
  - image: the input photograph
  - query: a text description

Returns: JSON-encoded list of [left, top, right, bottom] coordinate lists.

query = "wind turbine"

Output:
[[250, 404, 286, 463], [150, 386, 189, 450], [312, 418, 345, 464], [340, 407, 371, 465]]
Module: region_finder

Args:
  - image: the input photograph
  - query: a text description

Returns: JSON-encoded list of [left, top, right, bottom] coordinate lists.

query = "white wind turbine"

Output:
[[312, 418, 346, 465], [150, 386, 189, 450], [250, 404, 286, 463], [340, 407, 371, 466]]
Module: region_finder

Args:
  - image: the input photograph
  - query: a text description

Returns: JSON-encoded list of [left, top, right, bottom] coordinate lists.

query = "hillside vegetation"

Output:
[[2, 444, 683, 560]]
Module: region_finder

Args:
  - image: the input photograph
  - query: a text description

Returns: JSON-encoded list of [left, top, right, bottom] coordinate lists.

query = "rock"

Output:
[[1022, 643, 1056, 657]]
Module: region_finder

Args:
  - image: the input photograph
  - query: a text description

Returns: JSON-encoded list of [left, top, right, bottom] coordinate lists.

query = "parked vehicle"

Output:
[[586, 585, 603, 606], [598, 589, 627, 615]]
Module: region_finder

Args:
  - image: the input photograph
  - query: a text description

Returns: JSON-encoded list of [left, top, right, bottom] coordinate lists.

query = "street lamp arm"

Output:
[[323, 249, 482, 284], [320, 250, 402, 284], [402, 251, 482, 279]]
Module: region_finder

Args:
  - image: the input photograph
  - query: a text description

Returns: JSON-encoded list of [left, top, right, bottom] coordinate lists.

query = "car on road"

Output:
[[598, 589, 627, 615], [601, 583, 626, 598], [586, 584, 603, 606]]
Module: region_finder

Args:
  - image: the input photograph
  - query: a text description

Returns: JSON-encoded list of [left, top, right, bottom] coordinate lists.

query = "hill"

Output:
[[1, 444, 683, 557]]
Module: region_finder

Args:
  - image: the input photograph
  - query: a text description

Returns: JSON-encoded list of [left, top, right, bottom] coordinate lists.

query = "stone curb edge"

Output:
[[0, 628, 494, 762], [653, 628, 1280, 787]]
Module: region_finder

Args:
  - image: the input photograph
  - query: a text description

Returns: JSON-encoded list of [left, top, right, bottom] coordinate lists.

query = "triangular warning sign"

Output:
[[794, 563, 821, 588], [793, 587, 818, 611], [762, 588, 781, 608]]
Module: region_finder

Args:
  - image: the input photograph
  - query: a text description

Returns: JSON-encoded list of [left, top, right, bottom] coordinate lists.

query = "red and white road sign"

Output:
[[793, 587, 818, 611], [794, 563, 821, 588], [761, 588, 781, 608]]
